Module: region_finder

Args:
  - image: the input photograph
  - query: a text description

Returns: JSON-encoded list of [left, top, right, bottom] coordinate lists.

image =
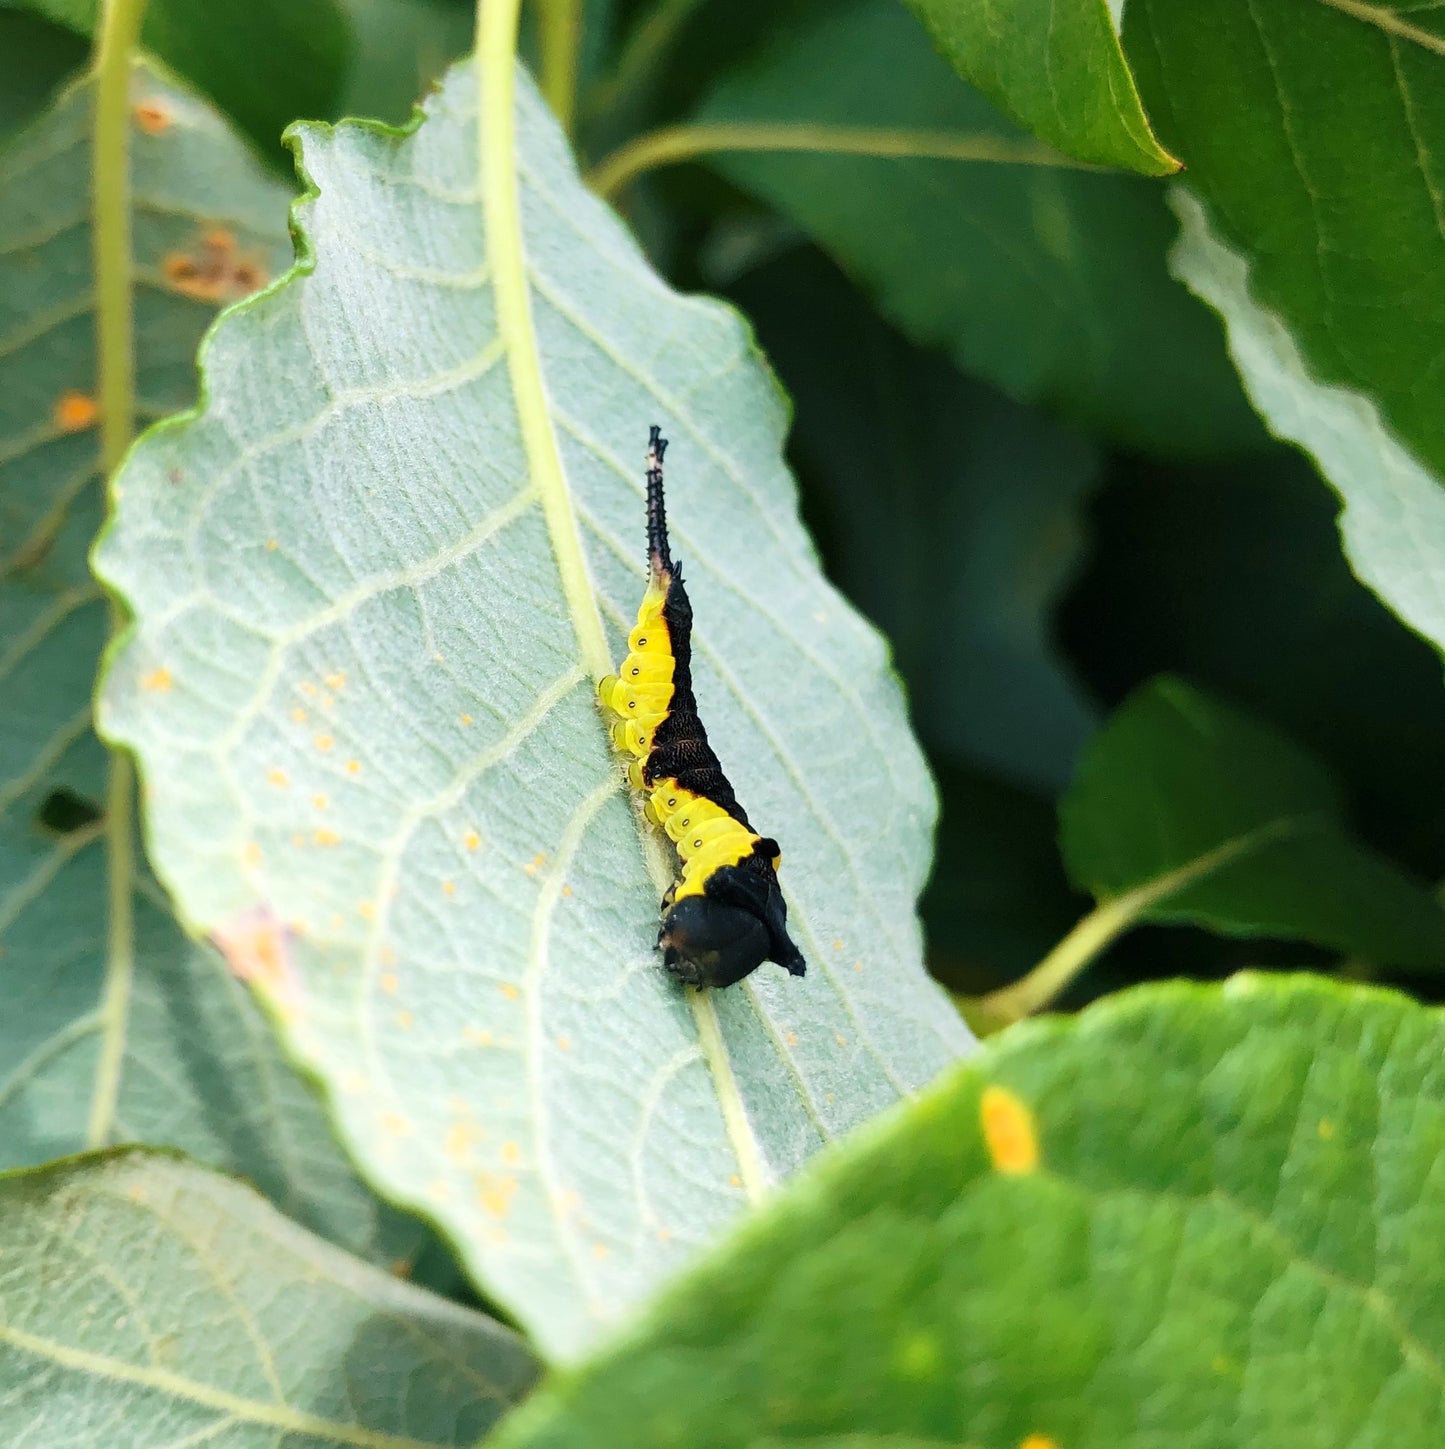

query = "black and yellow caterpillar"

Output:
[[598, 427, 806, 990]]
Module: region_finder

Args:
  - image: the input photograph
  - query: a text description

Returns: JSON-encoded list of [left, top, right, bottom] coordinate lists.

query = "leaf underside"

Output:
[[95, 59, 971, 1359]]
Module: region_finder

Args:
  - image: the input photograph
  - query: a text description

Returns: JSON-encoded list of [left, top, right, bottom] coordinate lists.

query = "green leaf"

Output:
[[1061, 675, 1445, 968], [1168, 187, 1445, 664], [0, 10, 85, 140], [0, 63, 419, 1263], [94, 55, 972, 1360], [693, 0, 1265, 459], [730, 248, 1100, 792], [336, 0, 474, 126], [901, 0, 1177, 174], [0, 1149, 538, 1446], [1125, 0, 1445, 485], [1062, 444, 1445, 874], [5, 0, 352, 154], [491, 973, 1445, 1448]]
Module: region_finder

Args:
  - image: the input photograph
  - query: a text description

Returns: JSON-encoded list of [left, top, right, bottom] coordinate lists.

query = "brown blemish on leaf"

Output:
[[981, 1086, 1039, 1175], [161, 228, 267, 304], [211, 908, 294, 1000], [53, 390, 99, 433], [132, 99, 172, 134]]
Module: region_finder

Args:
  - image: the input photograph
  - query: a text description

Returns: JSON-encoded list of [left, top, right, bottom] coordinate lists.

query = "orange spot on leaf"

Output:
[[499, 982, 520, 1001], [1019, 1436, 1061, 1449], [981, 1086, 1039, 1175], [464, 830, 480, 851], [314, 734, 334, 752], [346, 759, 361, 775], [53, 390, 99, 432], [140, 666, 172, 692], [267, 767, 289, 787], [325, 671, 346, 690], [161, 228, 267, 304], [476, 1172, 519, 1218], [380, 972, 398, 994], [132, 99, 172, 133], [314, 828, 339, 847]]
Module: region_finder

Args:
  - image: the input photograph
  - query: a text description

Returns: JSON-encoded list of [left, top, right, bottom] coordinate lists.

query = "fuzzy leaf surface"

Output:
[[0, 1150, 537, 1447], [95, 58, 970, 1360]]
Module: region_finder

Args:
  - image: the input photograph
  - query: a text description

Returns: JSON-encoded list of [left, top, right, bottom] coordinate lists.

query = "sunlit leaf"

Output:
[[491, 974, 1445, 1449], [94, 57, 971, 1359]]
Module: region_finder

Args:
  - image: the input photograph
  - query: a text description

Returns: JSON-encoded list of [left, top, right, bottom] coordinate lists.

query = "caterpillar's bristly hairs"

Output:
[[646, 424, 673, 577]]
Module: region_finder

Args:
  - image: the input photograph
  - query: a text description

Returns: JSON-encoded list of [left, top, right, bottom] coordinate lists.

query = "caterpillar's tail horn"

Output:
[[646, 424, 673, 578]]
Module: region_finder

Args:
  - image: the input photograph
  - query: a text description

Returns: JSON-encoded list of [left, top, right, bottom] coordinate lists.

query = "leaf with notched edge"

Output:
[[94, 57, 972, 1360]]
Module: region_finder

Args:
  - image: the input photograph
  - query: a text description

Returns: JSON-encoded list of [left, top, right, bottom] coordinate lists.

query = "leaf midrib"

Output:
[[474, 3, 770, 1220]]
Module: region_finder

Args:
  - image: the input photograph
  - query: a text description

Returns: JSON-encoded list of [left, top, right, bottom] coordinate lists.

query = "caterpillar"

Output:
[[598, 426, 806, 990]]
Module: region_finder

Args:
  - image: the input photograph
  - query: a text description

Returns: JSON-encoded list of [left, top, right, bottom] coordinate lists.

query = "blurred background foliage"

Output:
[[7, 0, 1443, 1021]]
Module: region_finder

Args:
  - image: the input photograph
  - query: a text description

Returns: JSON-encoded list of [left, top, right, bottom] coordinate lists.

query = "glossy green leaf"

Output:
[[901, 0, 1177, 174], [6, 0, 351, 153], [694, 0, 1265, 458], [0, 1150, 538, 1447], [0, 63, 419, 1263], [492, 974, 1445, 1449], [94, 57, 972, 1360], [730, 248, 1100, 792], [1126, 0, 1445, 483], [1061, 675, 1445, 968], [1169, 187, 1445, 665]]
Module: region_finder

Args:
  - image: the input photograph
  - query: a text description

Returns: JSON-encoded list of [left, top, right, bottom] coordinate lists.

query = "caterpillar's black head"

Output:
[[658, 842, 806, 989]]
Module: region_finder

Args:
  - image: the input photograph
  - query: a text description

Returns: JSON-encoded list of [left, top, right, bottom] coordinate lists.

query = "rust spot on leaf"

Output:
[[140, 666, 172, 692], [132, 99, 172, 134], [161, 228, 267, 304], [53, 390, 99, 432], [211, 908, 294, 1001]]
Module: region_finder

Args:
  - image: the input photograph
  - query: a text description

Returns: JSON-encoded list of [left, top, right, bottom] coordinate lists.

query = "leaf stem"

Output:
[[975, 821, 1297, 1024], [535, 0, 583, 134], [88, 0, 149, 1149], [477, 0, 610, 679], [586, 121, 1097, 199]]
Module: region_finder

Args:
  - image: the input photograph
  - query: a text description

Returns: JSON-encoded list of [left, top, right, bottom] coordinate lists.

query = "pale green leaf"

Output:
[[0, 1150, 538, 1447], [1169, 187, 1445, 661], [94, 57, 972, 1360], [491, 974, 1445, 1449], [0, 63, 420, 1264]]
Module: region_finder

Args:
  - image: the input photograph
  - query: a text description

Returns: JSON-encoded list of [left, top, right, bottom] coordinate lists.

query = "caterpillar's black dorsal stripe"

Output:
[[596, 427, 805, 989]]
